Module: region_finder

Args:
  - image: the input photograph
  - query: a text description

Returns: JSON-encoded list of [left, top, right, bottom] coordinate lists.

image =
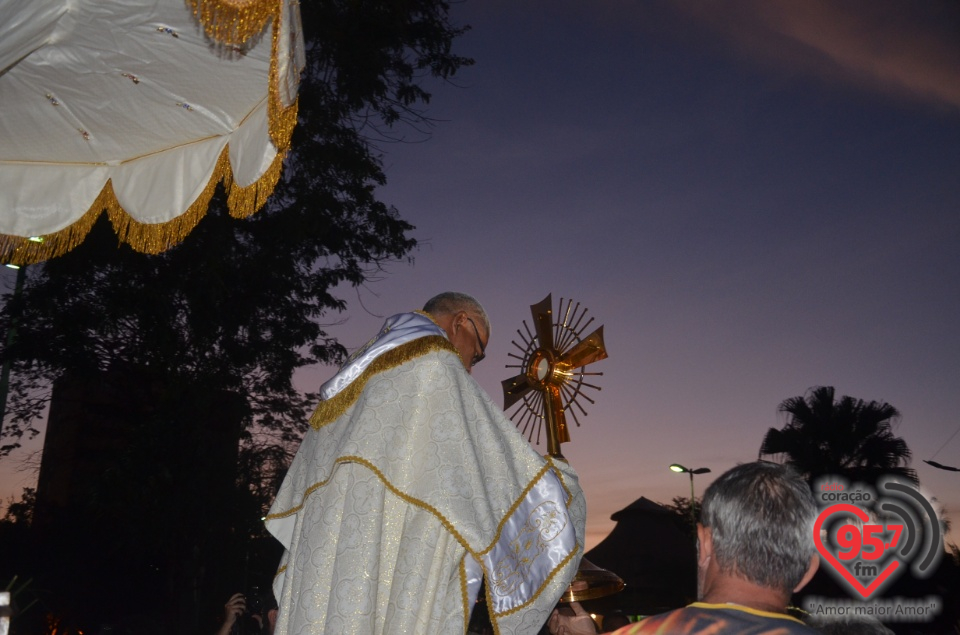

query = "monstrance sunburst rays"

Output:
[[502, 294, 607, 458]]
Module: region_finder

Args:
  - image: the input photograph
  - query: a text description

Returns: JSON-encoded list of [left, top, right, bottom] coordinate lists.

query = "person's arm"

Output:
[[215, 593, 246, 635]]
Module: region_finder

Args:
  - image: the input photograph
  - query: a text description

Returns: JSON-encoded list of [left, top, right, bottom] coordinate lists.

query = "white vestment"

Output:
[[265, 312, 586, 634]]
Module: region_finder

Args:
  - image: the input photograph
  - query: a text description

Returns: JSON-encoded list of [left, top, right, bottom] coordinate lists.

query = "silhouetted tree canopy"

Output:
[[759, 386, 917, 486]]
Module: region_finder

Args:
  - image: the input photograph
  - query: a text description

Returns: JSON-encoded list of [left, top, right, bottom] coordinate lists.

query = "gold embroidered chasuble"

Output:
[[265, 312, 586, 634]]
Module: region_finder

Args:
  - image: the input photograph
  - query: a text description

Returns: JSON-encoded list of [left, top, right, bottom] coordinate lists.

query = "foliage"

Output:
[[661, 495, 700, 537], [1, 487, 34, 525], [759, 386, 917, 486]]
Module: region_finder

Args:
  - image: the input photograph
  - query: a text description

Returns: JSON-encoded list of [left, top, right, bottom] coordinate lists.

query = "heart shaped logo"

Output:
[[813, 503, 902, 599]]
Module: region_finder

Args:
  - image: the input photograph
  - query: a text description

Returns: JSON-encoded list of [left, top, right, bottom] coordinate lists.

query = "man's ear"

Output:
[[433, 313, 456, 340], [793, 554, 819, 593], [696, 523, 712, 568]]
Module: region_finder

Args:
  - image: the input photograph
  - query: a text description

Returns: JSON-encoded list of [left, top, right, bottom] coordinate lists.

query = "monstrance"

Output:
[[502, 294, 624, 602]]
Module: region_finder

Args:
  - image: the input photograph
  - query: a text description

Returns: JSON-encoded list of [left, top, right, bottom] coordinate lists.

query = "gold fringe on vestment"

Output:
[[308, 337, 460, 430]]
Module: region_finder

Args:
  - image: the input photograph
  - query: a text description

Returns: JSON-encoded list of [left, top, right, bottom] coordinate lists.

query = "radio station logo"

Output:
[[812, 476, 942, 601]]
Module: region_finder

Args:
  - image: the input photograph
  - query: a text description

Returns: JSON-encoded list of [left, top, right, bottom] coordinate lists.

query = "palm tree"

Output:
[[759, 386, 917, 486]]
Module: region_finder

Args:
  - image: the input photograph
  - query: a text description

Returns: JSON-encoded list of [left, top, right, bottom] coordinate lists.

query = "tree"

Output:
[[661, 496, 700, 537], [0, 2, 472, 631], [0, 487, 34, 526], [759, 386, 917, 486]]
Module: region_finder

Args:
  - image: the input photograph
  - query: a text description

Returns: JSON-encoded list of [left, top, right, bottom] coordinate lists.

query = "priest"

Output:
[[265, 291, 586, 634]]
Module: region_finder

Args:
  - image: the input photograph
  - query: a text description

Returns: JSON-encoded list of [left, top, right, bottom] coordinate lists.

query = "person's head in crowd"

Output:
[[697, 461, 819, 603]]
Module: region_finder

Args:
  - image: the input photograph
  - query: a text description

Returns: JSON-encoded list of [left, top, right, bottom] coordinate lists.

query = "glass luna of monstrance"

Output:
[[501, 294, 625, 602]]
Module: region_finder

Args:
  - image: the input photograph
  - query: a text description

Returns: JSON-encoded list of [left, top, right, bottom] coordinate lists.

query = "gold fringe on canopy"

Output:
[[0, 0, 300, 265], [107, 147, 229, 255], [227, 148, 287, 219], [266, 19, 298, 152], [186, 0, 278, 47], [0, 143, 291, 264], [188, 0, 300, 150], [0, 204, 106, 266]]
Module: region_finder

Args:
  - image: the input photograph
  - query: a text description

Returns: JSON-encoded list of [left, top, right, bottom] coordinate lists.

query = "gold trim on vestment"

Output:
[[477, 461, 553, 557], [266, 453, 579, 632], [265, 455, 475, 549], [264, 458, 567, 560], [490, 545, 582, 622], [547, 456, 576, 507], [308, 336, 458, 430]]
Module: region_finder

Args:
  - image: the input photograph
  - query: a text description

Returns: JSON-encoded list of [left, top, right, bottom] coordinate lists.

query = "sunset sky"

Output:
[[317, 0, 960, 549], [2, 1, 959, 551]]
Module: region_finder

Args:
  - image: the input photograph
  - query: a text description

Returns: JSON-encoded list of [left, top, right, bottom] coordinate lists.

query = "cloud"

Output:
[[673, 0, 960, 111]]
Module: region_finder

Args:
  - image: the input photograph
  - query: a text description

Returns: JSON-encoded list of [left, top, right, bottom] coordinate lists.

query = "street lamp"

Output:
[[669, 463, 711, 525]]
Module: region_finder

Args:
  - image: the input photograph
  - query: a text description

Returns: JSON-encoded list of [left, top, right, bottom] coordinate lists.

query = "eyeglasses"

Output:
[[465, 317, 486, 367]]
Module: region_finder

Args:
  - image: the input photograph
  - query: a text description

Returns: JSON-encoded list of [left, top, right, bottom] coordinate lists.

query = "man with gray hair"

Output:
[[421, 291, 492, 372], [266, 292, 586, 634], [549, 461, 820, 634]]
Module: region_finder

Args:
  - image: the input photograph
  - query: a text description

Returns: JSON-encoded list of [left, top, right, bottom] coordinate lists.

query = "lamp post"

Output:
[[669, 463, 711, 525]]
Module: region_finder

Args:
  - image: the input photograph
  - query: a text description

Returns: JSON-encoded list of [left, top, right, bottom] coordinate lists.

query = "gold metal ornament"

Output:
[[502, 294, 624, 602], [503, 294, 608, 459]]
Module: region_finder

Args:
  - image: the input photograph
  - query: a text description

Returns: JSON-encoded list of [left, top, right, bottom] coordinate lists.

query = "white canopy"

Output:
[[0, 0, 305, 263]]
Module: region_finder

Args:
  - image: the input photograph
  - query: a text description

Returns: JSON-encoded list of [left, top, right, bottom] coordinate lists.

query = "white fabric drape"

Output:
[[0, 0, 304, 261]]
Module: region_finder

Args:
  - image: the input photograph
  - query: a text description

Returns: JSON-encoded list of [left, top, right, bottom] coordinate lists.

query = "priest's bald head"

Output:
[[423, 292, 490, 373]]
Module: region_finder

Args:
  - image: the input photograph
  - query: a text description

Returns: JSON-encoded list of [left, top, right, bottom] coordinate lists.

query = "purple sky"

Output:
[[306, 0, 960, 549], [3, 1, 960, 551]]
